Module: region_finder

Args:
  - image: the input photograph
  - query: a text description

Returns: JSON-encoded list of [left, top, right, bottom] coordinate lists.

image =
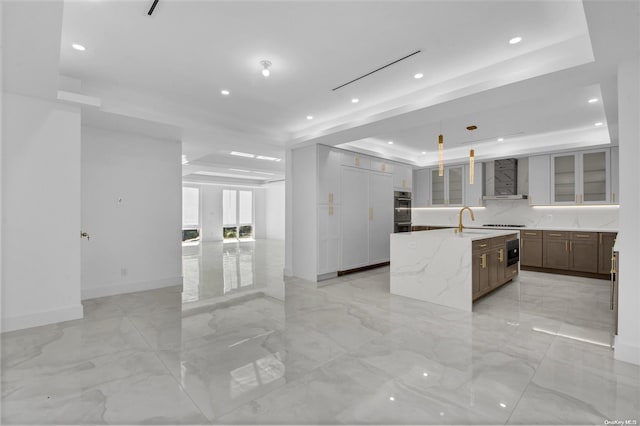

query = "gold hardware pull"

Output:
[[381, 164, 386, 172], [524, 232, 537, 236], [369, 207, 373, 221], [479, 244, 487, 248], [80, 231, 90, 241], [565, 241, 568, 251], [329, 206, 334, 216], [575, 234, 591, 238], [549, 233, 563, 237], [355, 157, 360, 167], [402, 179, 407, 188], [499, 249, 504, 262], [481, 253, 487, 268]]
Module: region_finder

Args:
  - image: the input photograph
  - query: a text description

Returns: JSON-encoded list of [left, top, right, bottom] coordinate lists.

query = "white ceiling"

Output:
[[40, 0, 640, 183]]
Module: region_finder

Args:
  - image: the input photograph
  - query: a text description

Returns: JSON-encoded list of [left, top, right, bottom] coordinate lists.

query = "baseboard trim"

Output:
[[520, 265, 610, 280], [2, 304, 84, 333], [614, 336, 640, 366], [81, 276, 183, 300]]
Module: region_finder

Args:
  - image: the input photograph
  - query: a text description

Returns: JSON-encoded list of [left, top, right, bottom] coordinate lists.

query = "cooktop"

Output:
[[483, 224, 526, 228]]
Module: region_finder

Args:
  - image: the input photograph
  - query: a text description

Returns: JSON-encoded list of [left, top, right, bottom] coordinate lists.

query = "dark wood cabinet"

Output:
[[598, 232, 617, 274], [569, 232, 598, 273], [472, 234, 517, 301], [520, 230, 543, 267], [543, 231, 570, 269]]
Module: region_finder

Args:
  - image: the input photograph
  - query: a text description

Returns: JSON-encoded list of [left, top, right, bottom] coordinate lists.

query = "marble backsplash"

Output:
[[412, 199, 619, 230]]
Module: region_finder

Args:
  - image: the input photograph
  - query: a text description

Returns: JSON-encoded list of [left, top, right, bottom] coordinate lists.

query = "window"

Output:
[[182, 187, 200, 242], [223, 189, 254, 241]]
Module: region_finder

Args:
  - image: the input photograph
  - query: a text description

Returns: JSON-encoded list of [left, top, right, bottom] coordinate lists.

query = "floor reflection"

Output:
[[182, 239, 285, 304]]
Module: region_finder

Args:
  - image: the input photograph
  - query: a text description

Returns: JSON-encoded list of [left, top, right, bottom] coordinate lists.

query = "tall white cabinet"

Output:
[[295, 144, 409, 282]]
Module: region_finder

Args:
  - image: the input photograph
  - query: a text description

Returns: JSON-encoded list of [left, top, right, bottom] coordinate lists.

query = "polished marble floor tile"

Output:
[[2, 239, 638, 425]]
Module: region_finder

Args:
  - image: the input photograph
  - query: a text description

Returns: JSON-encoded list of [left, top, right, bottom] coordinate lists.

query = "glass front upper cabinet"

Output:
[[551, 149, 610, 204], [430, 166, 465, 206]]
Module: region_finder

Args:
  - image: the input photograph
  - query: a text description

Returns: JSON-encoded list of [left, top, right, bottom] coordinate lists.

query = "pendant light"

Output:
[[469, 149, 475, 184], [438, 134, 444, 176]]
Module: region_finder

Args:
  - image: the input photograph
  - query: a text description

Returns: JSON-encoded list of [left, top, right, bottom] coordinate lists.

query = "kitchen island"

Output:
[[390, 228, 519, 312]]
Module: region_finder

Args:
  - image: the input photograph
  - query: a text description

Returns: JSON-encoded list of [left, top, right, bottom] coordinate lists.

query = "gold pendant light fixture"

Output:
[[469, 149, 475, 184], [438, 134, 444, 176]]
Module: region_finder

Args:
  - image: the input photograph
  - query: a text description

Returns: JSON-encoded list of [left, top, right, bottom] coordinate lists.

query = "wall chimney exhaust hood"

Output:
[[482, 158, 528, 200]]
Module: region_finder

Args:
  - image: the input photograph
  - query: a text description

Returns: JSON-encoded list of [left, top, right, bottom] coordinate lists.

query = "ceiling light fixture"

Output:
[[388, 141, 394, 145], [414, 73, 424, 79], [469, 149, 475, 185], [588, 98, 599, 103], [306, 115, 313, 120], [595, 122, 604, 126], [256, 155, 281, 162], [72, 43, 86, 51], [509, 36, 522, 45], [497, 138, 504, 142], [351, 98, 359, 103], [421, 151, 426, 155], [230, 151, 255, 158], [260, 60, 272, 77], [221, 90, 230, 96]]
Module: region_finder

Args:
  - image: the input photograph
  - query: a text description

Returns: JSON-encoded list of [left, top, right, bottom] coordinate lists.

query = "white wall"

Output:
[[198, 185, 224, 242], [615, 56, 640, 365], [2, 93, 83, 331], [264, 181, 285, 240], [412, 199, 619, 230], [81, 126, 182, 299], [254, 187, 266, 239], [290, 145, 317, 281]]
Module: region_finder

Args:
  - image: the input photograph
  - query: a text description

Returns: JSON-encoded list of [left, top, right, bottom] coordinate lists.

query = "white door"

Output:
[[369, 172, 393, 263], [341, 167, 369, 269]]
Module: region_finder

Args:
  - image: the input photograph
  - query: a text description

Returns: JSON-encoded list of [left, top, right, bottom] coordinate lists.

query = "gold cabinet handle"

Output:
[[479, 244, 487, 248], [402, 179, 407, 188], [575, 234, 591, 238], [369, 207, 373, 221], [355, 157, 360, 167], [524, 232, 537, 236], [549, 233, 563, 237], [481, 253, 487, 269], [499, 249, 504, 262]]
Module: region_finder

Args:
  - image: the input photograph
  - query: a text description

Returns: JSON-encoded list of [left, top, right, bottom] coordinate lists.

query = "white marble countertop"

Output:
[[398, 228, 518, 240], [412, 224, 618, 232]]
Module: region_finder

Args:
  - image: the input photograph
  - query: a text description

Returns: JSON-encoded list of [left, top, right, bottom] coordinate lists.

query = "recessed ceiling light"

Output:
[[256, 155, 281, 162], [509, 36, 522, 45], [306, 115, 313, 120], [497, 138, 504, 142], [72, 43, 86, 51], [230, 151, 255, 158], [389, 396, 395, 401], [388, 141, 394, 145], [595, 122, 604, 126], [221, 90, 230, 96], [423, 372, 428, 377], [351, 98, 359, 104], [421, 151, 426, 154], [588, 98, 599, 103], [414, 73, 424, 79], [499, 403, 507, 408], [260, 60, 272, 77]]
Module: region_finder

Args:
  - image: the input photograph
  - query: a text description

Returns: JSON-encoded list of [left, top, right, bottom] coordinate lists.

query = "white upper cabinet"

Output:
[[371, 159, 394, 174], [317, 145, 342, 205], [611, 146, 619, 204], [341, 151, 371, 169], [465, 162, 484, 207], [430, 165, 465, 206], [551, 149, 610, 204], [393, 163, 413, 190], [413, 169, 430, 208], [528, 154, 551, 205]]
